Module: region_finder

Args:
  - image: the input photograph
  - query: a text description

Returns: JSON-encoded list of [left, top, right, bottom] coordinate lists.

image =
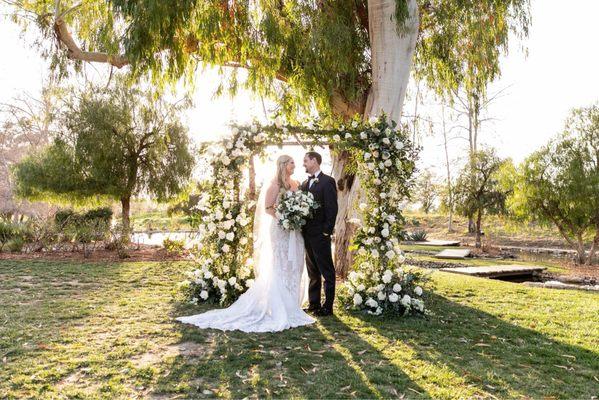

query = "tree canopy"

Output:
[[12, 77, 195, 233], [6, 0, 530, 120]]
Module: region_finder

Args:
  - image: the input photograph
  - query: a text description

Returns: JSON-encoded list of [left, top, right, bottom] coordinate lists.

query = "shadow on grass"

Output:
[[155, 301, 432, 399], [352, 292, 599, 399]]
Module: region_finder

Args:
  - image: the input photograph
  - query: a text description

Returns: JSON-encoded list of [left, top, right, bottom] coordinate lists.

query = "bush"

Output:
[[163, 238, 185, 255], [7, 237, 25, 252], [410, 230, 428, 241], [0, 222, 26, 251]]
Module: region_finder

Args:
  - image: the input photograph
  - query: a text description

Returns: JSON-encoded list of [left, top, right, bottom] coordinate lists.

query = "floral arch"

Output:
[[180, 116, 427, 316]]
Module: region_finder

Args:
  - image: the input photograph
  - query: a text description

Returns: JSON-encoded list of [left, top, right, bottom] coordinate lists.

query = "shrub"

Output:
[[410, 230, 428, 241], [7, 237, 25, 252], [163, 238, 185, 255]]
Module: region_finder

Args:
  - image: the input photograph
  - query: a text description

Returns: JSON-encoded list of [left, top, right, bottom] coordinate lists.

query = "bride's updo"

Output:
[[275, 155, 293, 190]]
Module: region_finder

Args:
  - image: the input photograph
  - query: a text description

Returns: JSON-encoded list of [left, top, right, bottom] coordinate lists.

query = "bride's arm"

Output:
[[264, 182, 279, 217]]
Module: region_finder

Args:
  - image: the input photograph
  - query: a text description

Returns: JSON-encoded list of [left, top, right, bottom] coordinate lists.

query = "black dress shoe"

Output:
[[303, 306, 321, 314], [314, 308, 333, 317]]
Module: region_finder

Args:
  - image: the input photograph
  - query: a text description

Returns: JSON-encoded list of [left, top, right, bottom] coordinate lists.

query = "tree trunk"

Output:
[[442, 105, 454, 232], [120, 196, 131, 241], [575, 233, 586, 264], [331, 0, 419, 277], [587, 229, 598, 266], [475, 209, 482, 248]]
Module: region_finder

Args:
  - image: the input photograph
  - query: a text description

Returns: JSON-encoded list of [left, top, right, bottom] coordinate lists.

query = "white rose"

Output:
[[204, 271, 213, 279], [393, 283, 402, 292], [357, 284, 366, 292], [388, 293, 399, 303], [384, 159, 392, 167], [371, 249, 379, 258], [228, 277, 237, 286], [333, 134, 341, 141], [395, 141, 404, 150], [382, 137, 391, 145], [377, 291, 386, 301], [381, 228, 389, 238], [364, 152, 371, 161], [365, 298, 378, 308], [385, 250, 395, 259], [401, 294, 411, 307], [382, 273, 392, 284], [240, 237, 248, 245], [360, 131, 367, 139], [200, 290, 209, 300], [414, 286, 423, 296], [345, 132, 352, 139], [353, 293, 363, 306], [222, 244, 230, 253], [218, 231, 226, 240]]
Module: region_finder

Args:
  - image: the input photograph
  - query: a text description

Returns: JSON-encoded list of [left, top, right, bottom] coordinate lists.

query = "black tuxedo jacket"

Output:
[[301, 172, 338, 236]]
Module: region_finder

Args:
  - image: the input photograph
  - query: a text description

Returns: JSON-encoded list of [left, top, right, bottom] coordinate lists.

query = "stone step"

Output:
[[435, 249, 471, 259], [440, 264, 546, 278]]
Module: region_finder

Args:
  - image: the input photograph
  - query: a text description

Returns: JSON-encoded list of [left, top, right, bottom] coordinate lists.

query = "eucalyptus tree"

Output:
[[4, 0, 531, 270]]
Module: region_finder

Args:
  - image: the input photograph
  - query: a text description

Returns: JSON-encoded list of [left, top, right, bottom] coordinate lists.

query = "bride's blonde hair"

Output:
[[275, 155, 293, 190]]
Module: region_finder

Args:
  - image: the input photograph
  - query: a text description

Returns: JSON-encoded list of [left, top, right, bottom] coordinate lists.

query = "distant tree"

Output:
[[12, 77, 195, 237], [454, 149, 509, 248], [415, 170, 439, 214], [509, 104, 598, 264], [0, 83, 60, 222]]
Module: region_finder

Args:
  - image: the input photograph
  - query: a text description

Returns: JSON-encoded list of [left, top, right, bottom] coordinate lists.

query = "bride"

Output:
[[176, 155, 316, 332]]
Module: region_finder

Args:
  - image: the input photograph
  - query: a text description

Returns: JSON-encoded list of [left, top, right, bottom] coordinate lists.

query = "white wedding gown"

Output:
[[176, 180, 316, 333]]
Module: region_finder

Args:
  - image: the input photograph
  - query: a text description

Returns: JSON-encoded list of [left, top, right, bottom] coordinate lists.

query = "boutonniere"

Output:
[[313, 178, 319, 184]]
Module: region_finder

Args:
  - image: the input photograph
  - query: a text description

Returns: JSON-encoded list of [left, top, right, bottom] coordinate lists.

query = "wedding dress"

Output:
[[176, 178, 315, 333]]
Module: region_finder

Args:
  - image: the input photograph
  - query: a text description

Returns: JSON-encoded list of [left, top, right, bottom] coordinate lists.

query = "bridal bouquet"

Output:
[[276, 190, 319, 230]]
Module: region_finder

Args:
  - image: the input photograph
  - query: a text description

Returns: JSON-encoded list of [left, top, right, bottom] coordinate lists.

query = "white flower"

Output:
[[388, 293, 399, 303], [200, 290, 209, 300], [353, 293, 363, 306], [228, 277, 237, 286], [373, 178, 382, 185], [385, 250, 395, 259], [395, 141, 404, 150], [240, 237, 248, 245], [364, 152, 372, 161], [221, 244, 230, 253], [393, 283, 402, 292], [382, 273, 392, 284], [204, 271, 213, 279], [222, 155, 231, 165], [397, 253, 406, 263], [412, 298, 425, 312], [246, 279, 255, 288], [387, 215, 396, 223], [382, 137, 391, 145], [384, 159, 392, 167], [218, 231, 226, 240], [381, 228, 389, 238], [414, 286, 423, 296], [360, 131, 367, 139], [348, 271, 359, 282], [359, 203, 368, 211], [371, 249, 379, 258], [377, 291, 386, 301], [333, 134, 341, 141], [352, 121, 359, 128], [357, 284, 366, 292], [225, 232, 235, 241], [401, 294, 411, 307], [215, 210, 224, 220], [365, 298, 378, 308], [345, 132, 352, 139]]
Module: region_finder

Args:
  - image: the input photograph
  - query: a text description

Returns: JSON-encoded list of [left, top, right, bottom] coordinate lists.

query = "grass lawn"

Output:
[[1, 260, 597, 399]]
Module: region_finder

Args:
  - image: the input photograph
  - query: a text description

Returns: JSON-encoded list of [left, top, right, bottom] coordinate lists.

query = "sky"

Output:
[[1, 0, 598, 183]]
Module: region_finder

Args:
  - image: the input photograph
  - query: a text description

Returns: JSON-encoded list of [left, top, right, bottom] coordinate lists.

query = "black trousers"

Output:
[[304, 233, 335, 311]]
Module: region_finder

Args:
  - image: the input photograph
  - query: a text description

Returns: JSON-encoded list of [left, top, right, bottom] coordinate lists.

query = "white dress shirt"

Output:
[[308, 169, 322, 189]]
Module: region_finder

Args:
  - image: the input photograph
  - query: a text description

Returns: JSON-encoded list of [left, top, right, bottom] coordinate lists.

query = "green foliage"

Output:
[[12, 77, 195, 232], [8, 1, 531, 121], [509, 104, 598, 263], [162, 238, 185, 255], [0, 222, 26, 251], [53, 207, 113, 245], [410, 229, 428, 242], [414, 170, 439, 213], [454, 148, 510, 246]]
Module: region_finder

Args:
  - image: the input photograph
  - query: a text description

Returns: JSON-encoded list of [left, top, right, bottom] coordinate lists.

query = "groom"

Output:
[[301, 151, 338, 317]]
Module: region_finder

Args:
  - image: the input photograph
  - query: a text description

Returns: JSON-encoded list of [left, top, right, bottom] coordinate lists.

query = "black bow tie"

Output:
[[308, 175, 316, 180]]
